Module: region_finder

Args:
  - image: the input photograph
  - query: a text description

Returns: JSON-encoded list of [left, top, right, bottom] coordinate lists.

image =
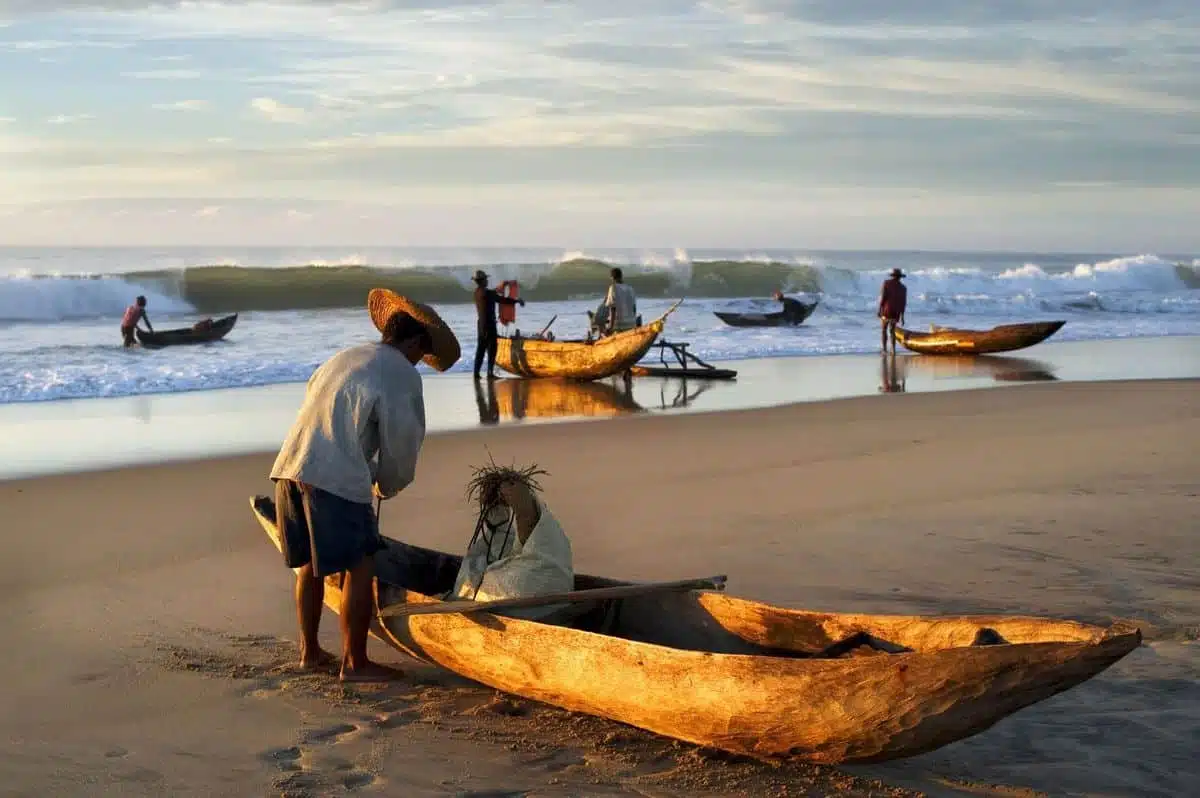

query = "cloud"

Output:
[[250, 97, 307, 123], [153, 99, 208, 111], [46, 114, 93, 124], [0, 1, 1197, 248], [121, 68, 205, 80]]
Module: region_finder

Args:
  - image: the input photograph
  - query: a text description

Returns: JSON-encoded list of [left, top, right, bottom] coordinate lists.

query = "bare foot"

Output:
[[298, 648, 337, 672], [340, 661, 405, 683]]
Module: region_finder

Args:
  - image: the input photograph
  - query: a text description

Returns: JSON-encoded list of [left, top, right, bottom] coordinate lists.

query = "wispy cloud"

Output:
[[153, 99, 208, 112], [0, 1, 1197, 248], [46, 113, 93, 125], [250, 96, 307, 124]]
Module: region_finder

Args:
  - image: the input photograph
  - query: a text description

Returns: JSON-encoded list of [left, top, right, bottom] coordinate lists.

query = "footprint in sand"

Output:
[[299, 722, 359, 745], [259, 746, 303, 771], [342, 771, 376, 789], [373, 708, 421, 729]]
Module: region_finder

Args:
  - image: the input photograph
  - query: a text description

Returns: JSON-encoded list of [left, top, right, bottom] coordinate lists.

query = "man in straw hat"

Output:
[[878, 268, 908, 354], [269, 289, 460, 682]]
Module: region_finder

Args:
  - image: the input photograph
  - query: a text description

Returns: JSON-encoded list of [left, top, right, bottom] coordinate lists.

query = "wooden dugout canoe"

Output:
[[135, 313, 238, 348], [894, 320, 1065, 355], [495, 302, 680, 380], [713, 300, 818, 328], [250, 495, 1140, 763]]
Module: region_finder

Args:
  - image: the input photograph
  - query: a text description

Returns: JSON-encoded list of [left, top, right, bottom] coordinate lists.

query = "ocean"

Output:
[[2, 247, 1197, 405]]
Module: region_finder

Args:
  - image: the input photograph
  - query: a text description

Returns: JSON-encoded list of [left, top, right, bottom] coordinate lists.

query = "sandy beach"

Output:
[[2, 379, 1197, 797]]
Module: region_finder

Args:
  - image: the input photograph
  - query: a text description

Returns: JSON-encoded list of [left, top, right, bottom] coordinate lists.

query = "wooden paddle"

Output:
[[538, 314, 558, 337], [378, 575, 728, 618]]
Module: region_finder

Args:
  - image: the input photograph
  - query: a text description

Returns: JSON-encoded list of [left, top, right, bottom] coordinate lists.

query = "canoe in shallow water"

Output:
[[250, 495, 1141, 763], [135, 313, 238, 348], [496, 302, 679, 380], [895, 320, 1065, 355], [714, 302, 817, 328]]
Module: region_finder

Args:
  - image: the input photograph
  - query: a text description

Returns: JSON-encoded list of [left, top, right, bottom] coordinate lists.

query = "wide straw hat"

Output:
[[367, 288, 461, 372]]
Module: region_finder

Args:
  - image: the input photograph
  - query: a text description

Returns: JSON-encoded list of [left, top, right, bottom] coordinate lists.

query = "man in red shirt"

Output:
[[877, 268, 907, 353], [120, 295, 153, 347]]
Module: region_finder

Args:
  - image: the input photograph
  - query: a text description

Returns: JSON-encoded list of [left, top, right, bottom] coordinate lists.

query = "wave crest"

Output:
[[0, 254, 1194, 322]]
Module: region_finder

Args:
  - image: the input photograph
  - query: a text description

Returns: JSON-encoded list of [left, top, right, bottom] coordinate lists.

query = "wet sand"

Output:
[[1, 380, 1197, 796], [2, 334, 1198, 480]]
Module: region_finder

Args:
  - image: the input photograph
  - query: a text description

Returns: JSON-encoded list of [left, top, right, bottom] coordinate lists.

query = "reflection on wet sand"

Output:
[[879, 354, 907, 393], [479, 376, 644, 423], [652, 378, 717, 409], [907, 354, 1059, 383]]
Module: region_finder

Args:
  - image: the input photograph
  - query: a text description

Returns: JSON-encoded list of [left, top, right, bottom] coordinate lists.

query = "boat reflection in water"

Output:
[[475, 375, 644, 425], [906, 354, 1059, 383], [473, 372, 719, 426]]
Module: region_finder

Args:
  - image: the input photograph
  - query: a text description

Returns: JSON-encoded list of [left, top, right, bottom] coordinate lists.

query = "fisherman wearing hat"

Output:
[[269, 289, 460, 682], [472, 269, 524, 380], [878, 268, 908, 354]]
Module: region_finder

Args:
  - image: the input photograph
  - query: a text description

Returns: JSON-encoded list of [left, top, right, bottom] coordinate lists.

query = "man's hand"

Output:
[[519, 299, 526, 306]]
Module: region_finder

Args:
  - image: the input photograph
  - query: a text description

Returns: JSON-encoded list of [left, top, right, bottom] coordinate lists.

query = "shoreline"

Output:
[[3, 377, 1199, 488], [3, 334, 1199, 481], [2, 380, 1196, 796]]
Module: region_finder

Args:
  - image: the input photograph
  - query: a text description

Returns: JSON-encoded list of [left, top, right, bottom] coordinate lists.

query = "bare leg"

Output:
[[296, 565, 335, 670], [881, 320, 888, 353], [339, 556, 403, 682]]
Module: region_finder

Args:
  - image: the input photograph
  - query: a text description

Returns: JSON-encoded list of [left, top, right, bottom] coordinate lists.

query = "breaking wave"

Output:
[[0, 253, 1195, 323]]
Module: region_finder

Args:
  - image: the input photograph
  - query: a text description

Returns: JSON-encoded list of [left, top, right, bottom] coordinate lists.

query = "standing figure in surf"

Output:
[[878, 269, 908, 354], [472, 270, 525, 380], [601, 267, 638, 335], [120, 295, 154, 347]]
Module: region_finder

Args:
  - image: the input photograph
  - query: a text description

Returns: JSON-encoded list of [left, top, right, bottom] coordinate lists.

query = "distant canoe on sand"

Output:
[[251, 494, 1140, 764]]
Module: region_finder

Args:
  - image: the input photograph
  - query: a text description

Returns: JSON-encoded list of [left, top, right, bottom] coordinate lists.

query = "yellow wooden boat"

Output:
[[496, 301, 680, 380], [895, 321, 1065, 355], [251, 495, 1142, 764]]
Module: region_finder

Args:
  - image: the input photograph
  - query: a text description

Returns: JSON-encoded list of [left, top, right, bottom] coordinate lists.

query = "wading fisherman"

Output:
[[771, 290, 813, 324], [473, 269, 525, 380], [878, 268, 908, 354], [269, 289, 460, 682], [121, 295, 153, 346], [602, 267, 638, 334]]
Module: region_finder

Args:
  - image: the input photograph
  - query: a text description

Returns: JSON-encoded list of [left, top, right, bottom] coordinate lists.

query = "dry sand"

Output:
[[1, 379, 1196, 797]]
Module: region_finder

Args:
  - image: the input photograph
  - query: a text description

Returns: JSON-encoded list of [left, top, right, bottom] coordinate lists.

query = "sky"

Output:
[[0, 1, 1197, 251]]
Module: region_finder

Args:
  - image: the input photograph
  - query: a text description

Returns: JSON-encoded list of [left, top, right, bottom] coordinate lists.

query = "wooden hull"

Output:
[[496, 309, 673, 380], [250, 495, 1141, 764], [490, 377, 643, 419], [714, 302, 817, 327], [895, 320, 1065, 355], [136, 313, 238, 348]]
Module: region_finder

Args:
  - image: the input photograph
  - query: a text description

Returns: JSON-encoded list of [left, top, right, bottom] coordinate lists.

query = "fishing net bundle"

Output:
[[463, 456, 549, 583]]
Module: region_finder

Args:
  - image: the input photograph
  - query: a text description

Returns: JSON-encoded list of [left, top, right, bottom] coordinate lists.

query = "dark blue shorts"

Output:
[[274, 479, 383, 578]]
